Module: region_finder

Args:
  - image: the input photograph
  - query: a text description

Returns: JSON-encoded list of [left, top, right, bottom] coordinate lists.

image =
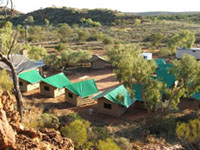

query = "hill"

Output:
[[126, 11, 200, 16], [11, 7, 141, 26]]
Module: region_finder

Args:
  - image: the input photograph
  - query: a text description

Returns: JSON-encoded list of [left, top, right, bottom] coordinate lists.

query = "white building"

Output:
[[176, 48, 200, 59], [141, 53, 152, 60]]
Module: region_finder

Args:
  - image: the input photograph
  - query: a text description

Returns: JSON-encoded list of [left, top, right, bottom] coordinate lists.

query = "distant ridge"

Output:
[[125, 11, 200, 16]]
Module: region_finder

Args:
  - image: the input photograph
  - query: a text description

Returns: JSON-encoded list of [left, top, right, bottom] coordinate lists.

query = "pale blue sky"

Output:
[[12, 0, 200, 13]]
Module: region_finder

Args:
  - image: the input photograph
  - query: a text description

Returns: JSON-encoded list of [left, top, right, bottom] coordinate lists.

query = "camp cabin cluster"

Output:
[[17, 58, 200, 117]]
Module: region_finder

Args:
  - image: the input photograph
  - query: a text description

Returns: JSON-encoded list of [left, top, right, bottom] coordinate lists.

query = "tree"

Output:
[[77, 30, 89, 42], [0, 69, 13, 92], [25, 16, 34, 25], [44, 18, 50, 27], [28, 46, 47, 60], [0, 0, 25, 121], [148, 33, 165, 47], [108, 44, 162, 112], [56, 23, 73, 42], [97, 138, 120, 150], [0, 26, 24, 121], [168, 30, 195, 53], [44, 54, 62, 70], [61, 120, 90, 148], [60, 49, 92, 67], [170, 55, 200, 101], [108, 45, 200, 114]]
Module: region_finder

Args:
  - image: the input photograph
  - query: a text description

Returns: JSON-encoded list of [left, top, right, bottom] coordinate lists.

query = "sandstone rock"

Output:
[[19, 127, 40, 139], [0, 110, 16, 150]]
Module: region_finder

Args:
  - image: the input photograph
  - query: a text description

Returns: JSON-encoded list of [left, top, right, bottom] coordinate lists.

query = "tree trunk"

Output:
[[0, 57, 23, 121], [10, 64, 23, 121]]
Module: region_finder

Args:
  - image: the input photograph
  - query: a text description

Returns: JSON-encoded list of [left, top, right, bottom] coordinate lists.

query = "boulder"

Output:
[[0, 110, 16, 150]]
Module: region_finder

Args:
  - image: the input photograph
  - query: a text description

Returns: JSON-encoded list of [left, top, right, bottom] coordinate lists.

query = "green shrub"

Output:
[[29, 113, 60, 129], [60, 120, 90, 148], [0, 69, 13, 92], [150, 115, 176, 140], [62, 113, 82, 123], [28, 46, 47, 60], [55, 43, 66, 51], [77, 30, 89, 42], [157, 48, 171, 57], [88, 127, 110, 141], [103, 37, 113, 44], [114, 137, 132, 150], [176, 119, 200, 148], [87, 31, 104, 41], [97, 138, 120, 150], [40, 113, 60, 128]]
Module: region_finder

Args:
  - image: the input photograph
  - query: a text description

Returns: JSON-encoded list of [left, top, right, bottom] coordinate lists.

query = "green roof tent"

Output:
[[155, 59, 166, 66], [18, 69, 43, 84], [155, 69, 176, 88], [93, 84, 143, 108], [42, 73, 71, 88], [65, 79, 99, 98], [191, 92, 200, 101], [157, 63, 173, 70]]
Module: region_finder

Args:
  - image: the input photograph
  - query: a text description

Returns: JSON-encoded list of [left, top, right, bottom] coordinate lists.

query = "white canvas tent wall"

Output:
[[141, 53, 152, 60]]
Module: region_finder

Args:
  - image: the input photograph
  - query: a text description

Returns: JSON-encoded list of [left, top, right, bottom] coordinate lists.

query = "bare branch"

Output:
[[7, 31, 18, 60], [0, 0, 14, 29]]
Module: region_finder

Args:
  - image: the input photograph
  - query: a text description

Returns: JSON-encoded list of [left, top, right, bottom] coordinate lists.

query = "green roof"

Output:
[[155, 59, 166, 66], [191, 92, 200, 100], [65, 79, 99, 98], [42, 73, 71, 88], [158, 63, 173, 70], [18, 70, 43, 84], [155, 69, 176, 88], [93, 84, 143, 108]]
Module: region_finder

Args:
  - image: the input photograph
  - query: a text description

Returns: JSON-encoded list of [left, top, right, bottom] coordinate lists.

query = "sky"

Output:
[[12, 0, 200, 13]]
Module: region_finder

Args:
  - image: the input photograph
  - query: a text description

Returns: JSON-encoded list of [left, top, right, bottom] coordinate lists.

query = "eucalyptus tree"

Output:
[[0, 0, 24, 121], [108, 45, 200, 114], [168, 30, 195, 53]]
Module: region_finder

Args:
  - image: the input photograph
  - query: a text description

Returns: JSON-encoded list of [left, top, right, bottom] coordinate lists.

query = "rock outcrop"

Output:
[[0, 89, 74, 150], [0, 109, 16, 150]]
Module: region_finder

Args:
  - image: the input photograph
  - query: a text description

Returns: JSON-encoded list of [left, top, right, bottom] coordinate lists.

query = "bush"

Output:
[[114, 137, 132, 150], [87, 31, 104, 41], [103, 37, 113, 44], [147, 33, 165, 47], [176, 119, 200, 148], [88, 127, 110, 141], [97, 138, 120, 150], [61, 113, 82, 123], [61, 49, 92, 67], [77, 30, 89, 42], [157, 48, 172, 57], [28, 46, 47, 60], [60, 120, 90, 148], [56, 23, 73, 42], [55, 43, 66, 51], [0, 69, 13, 92], [150, 115, 176, 140], [29, 113, 60, 129]]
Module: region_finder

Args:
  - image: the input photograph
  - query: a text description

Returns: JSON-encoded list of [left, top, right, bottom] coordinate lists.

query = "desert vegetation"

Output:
[[1, 2, 200, 150]]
